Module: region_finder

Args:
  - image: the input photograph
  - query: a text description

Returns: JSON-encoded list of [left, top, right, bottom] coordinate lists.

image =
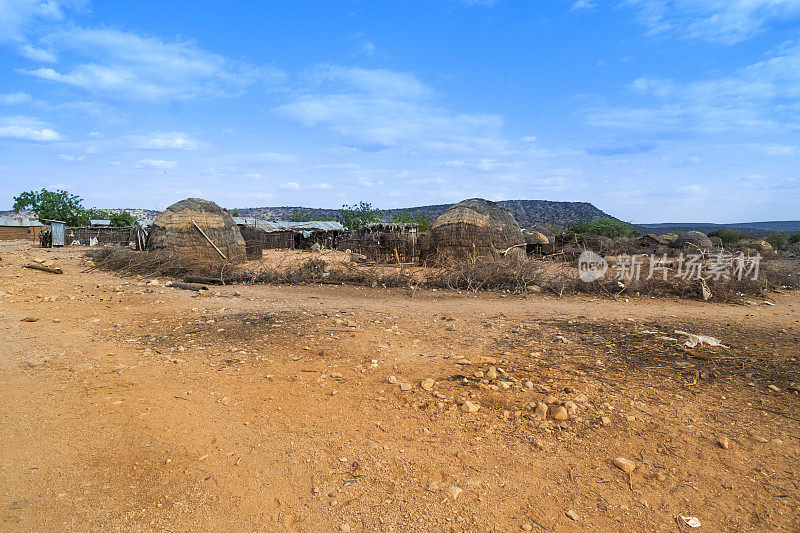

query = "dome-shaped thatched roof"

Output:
[[148, 198, 246, 264], [752, 240, 773, 252], [420, 198, 525, 262], [674, 231, 712, 249], [524, 231, 550, 245]]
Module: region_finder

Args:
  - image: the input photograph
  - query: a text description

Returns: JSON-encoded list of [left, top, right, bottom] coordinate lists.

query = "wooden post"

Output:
[[191, 219, 227, 259]]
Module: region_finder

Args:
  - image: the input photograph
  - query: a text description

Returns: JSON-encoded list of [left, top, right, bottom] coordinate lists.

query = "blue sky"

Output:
[[1, 0, 799, 222]]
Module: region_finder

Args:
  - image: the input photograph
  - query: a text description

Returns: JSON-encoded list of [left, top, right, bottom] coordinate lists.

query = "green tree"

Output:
[[13, 189, 87, 226], [289, 210, 320, 222], [230, 208, 240, 217], [567, 217, 632, 238], [109, 211, 137, 227], [766, 231, 790, 248], [337, 202, 382, 230], [708, 228, 742, 244], [790, 234, 800, 245], [392, 210, 431, 231]]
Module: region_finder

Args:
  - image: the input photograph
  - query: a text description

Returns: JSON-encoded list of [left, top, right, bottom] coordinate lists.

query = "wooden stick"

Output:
[[191, 219, 226, 259], [24, 264, 63, 274]]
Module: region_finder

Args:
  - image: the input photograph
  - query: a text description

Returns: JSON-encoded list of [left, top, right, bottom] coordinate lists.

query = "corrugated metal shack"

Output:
[[234, 218, 345, 259], [0, 216, 47, 241], [338, 222, 420, 263]]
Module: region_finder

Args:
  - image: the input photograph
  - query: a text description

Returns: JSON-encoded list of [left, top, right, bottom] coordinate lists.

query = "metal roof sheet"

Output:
[[233, 218, 344, 232], [0, 216, 46, 227]]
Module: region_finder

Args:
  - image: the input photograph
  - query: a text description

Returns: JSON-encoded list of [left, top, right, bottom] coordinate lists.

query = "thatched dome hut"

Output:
[[524, 231, 550, 245], [752, 240, 773, 252], [674, 231, 713, 249], [148, 198, 246, 264], [420, 198, 525, 262]]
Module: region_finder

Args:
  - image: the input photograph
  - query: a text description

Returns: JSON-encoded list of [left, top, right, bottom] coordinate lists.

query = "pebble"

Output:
[[565, 509, 581, 521], [718, 436, 730, 450], [25, 359, 46, 367], [521, 524, 533, 531], [563, 401, 577, 415], [445, 485, 463, 500], [767, 384, 780, 392], [613, 456, 636, 474], [461, 401, 480, 413], [601, 416, 612, 426], [543, 395, 558, 404], [655, 472, 667, 482], [533, 402, 548, 420], [387, 376, 398, 384], [421, 378, 435, 391], [486, 368, 498, 380], [754, 436, 768, 443], [549, 405, 569, 421], [69, 363, 93, 371], [524, 381, 534, 389], [399, 382, 412, 391], [340, 523, 351, 532]]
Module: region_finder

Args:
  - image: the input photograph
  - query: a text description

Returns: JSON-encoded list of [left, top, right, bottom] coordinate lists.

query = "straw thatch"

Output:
[[420, 198, 525, 262], [674, 231, 713, 249], [148, 198, 246, 264], [525, 231, 550, 245]]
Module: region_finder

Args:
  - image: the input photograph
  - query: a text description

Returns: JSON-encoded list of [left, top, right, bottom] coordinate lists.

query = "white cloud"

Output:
[[275, 66, 505, 153], [279, 181, 300, 190], [625, 0, 800, 43], [586, 39, 800, 135], [571, 0, 596, 11], [137, 159, 177, 170], [132, 131, 202, 151], [21, 28, 285, 102], [0, 0, 66, 61], [0, 92, 32, 105], [0, 115, 62, 141], [310, 182, 331, 190], [58, 153, 85, 161]]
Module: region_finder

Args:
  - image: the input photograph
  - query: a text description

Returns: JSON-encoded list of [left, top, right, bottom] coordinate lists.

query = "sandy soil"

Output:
[[1, 243, 798, 532]]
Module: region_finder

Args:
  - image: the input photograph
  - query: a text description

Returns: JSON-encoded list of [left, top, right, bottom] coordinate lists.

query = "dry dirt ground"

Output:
[[1, 243, 799, 532]]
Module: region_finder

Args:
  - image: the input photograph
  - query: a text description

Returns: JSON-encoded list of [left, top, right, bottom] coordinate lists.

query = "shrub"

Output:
[[708, 228, 742, 244], [767, 231, 790, 249], [568, 217, 632, 238]]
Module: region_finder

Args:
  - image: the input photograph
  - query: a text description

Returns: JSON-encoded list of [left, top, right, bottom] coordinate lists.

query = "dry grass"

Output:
[[86, 246, 798, 301]]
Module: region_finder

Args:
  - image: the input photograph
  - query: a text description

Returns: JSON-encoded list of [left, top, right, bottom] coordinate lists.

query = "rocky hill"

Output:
[[2, 199, 615, 229], [236, 199, 613, 229]]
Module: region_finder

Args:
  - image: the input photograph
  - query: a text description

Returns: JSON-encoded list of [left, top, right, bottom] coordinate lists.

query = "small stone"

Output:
[[754, 436, 768, 443], [565, 509, 581, 521], [340, 523, 351, 532], [625, 415, 635, 422], [563, 401, 577, 415], [25, 359, 46, 367], [399, 382, 412, 391], [718, 436, 730, 449], [524, 381, 534, 389], [421, 378, 435, 391], [460, 401, 480, 413], [543, 395, 558, 404], [549, 405, 569, 421], [601, 416, 612, 426], [445, 485, 463, 500], [427, 481, 440, 492], [533, 402, 548, 420], [521, 524, 533, 531], [20, 317, 38, 322], [655, 472, 667, 482], [486, 368, 498, 380], [613, 456, 636, 474], [70, 363, 93, 371], [771, 438, 783, 445], [387, 376, 398, 384], [767, 384, 780, 392]]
